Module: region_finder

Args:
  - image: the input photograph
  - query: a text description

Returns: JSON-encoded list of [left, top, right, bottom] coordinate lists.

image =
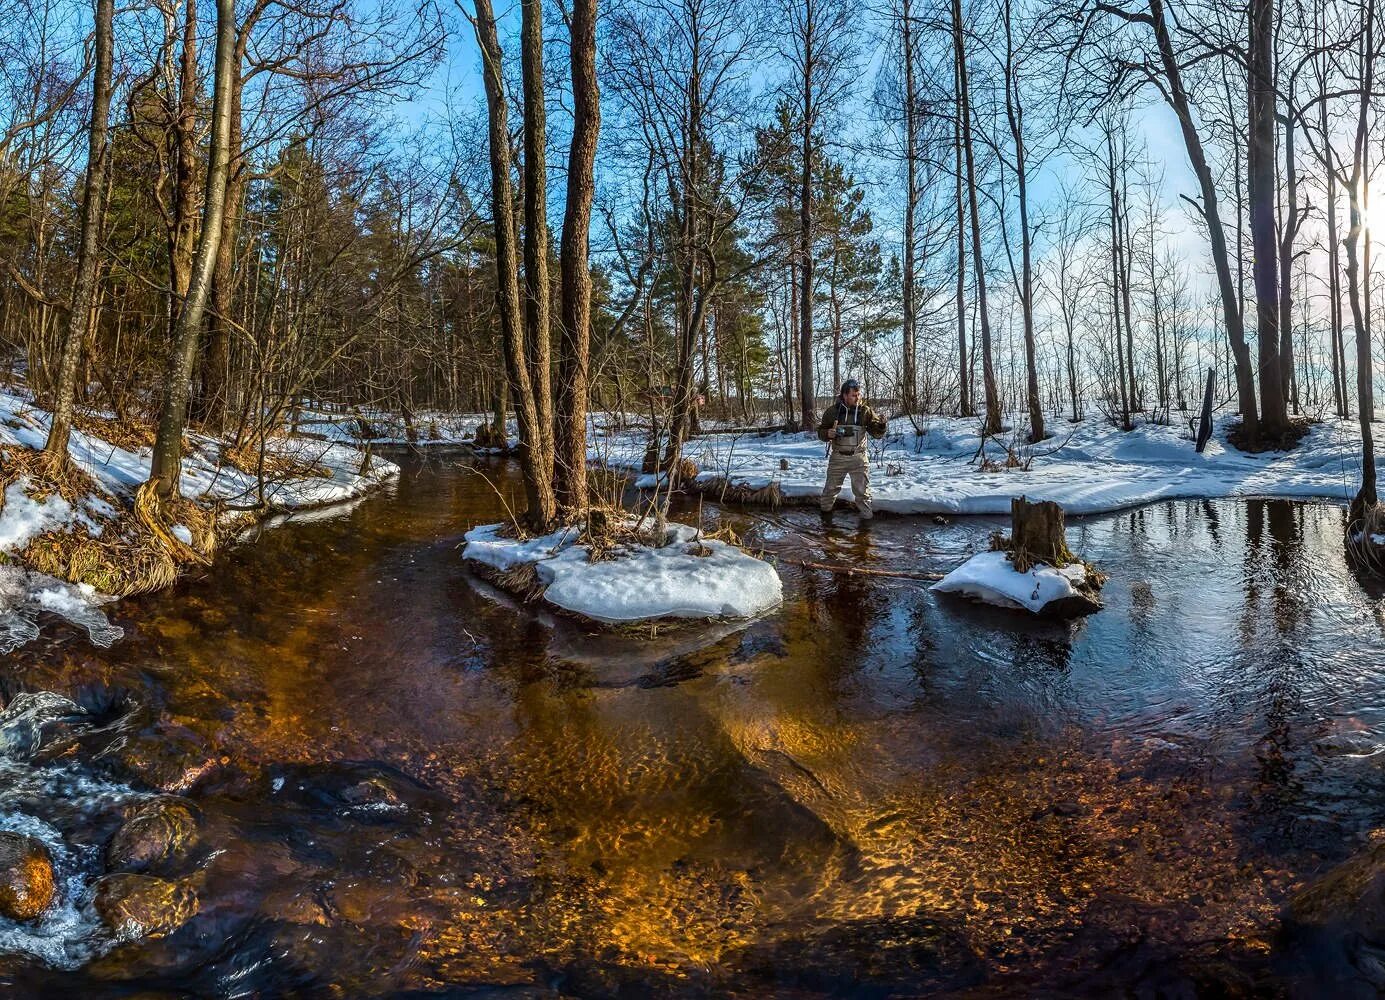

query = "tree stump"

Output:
[[984, 496, 1104, 617], [1006, 497, 1076, 573]]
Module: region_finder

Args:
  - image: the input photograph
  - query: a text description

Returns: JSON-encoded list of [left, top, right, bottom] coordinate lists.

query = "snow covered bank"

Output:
[[588, 411, 1368, 516], [0, 386, 398, 649], [295, 406, 491, 447], [931, 550, 1102, 616], [462, 520, 783, 624]]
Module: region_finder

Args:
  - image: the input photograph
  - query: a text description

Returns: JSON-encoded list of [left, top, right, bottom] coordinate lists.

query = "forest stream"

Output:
[[1, 450, 1382, 996]]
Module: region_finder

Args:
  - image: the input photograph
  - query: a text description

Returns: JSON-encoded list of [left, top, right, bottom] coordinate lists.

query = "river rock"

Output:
[[92, 874, 199, 941], [107, 797, 198, 873], [268, 761, 443, 822], [0, 831, 54, 921], [110, 720, 220, 794]]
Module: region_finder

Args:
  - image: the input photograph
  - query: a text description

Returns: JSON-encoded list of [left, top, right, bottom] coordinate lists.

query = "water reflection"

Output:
[[0, 459, 1382, 995]]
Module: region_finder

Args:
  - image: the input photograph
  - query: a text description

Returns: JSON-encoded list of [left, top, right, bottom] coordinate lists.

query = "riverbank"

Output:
[[303, 403, 1370, 517], [591, 410, 1368, 515], [0, 385, 397, 650]]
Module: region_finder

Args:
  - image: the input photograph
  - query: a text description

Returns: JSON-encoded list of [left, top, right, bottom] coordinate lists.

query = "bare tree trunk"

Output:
[[1116, 164, 1139, 412], [1325, 110, 1347, 417], [473, 0, 555, 527], [554, 0, 599, 517], [1144, 0, 1259, 441], [798, 0, 817, 430], [1003, 0, 1041, 441], [1248, 0, 1287, 439], [43, 0, 114, 460], [954, 57, 969, 417], [1278, 92, 1301, 416], [520, 0, 555, 484], [1343, 0, 1376, 519], [954, 0, 999, 433], [195, 43, 246, 432], [169, 0, 200, 325], [1106, 127, 1131, 431], [148, 0, 236, 497], [900, 0, 918, 413]]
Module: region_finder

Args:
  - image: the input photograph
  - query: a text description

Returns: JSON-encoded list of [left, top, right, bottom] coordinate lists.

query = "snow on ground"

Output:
[[463, 521, 783, 624], [296, 406, 498, 447], [590, 411, 1368, 516], [931, 550, 1094, 615], [0, 386, 398, 649]]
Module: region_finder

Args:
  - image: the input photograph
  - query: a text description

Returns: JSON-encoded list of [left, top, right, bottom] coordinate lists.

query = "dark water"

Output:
[[1, 453, 1383, 996]]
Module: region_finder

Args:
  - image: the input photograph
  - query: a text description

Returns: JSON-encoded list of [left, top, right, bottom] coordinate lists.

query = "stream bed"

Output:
[[0, 452, 1382, 996]]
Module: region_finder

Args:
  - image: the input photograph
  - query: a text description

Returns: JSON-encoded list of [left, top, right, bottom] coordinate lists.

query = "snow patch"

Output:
[[463, 521, 783, 623], [931, 549, 1093, 615], [0, 481, 72, 550]]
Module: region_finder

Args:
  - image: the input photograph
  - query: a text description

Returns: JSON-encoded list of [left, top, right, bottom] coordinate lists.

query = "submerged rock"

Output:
[[0, 831, 54, 921], [109, 719, 220, 794], [107, 797, 199, 873], [92, 873, 199, 941], [268, 760, 443, 822]]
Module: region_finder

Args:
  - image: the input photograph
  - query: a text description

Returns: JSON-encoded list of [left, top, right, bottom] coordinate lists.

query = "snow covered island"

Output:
[[932, 550, 1103, 617], [462, 518, 783, 625], [932, 497, 1105, 618]]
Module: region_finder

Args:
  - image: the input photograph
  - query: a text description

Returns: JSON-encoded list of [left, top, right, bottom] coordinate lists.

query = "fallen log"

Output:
[[786, 558, 944, 582]]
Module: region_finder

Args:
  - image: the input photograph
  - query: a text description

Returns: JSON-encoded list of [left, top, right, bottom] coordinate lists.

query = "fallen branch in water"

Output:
[[785, 558, 944, 581]]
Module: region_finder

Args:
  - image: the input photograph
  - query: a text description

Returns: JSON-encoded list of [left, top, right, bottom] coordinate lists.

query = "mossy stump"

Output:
[[994, 496, 1104, 617], [1007, 497, 1076, 574]]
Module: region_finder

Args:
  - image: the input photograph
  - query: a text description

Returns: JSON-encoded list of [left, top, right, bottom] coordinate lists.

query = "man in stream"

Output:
[[817, 378, 888, 521]]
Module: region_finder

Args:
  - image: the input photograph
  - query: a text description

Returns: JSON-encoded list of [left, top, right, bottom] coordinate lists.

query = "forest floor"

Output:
[[0, 384, 397, 650], [589, 410, 1368, 516]]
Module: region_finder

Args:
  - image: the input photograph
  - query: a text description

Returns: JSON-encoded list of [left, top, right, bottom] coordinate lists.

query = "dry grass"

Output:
[[134, 481, 218, 564], [222, 435, 330, 481], [22, 528, 179, 596], [988, 530, 1108, 589], [690, 477, 784, 508], [0, 442, 214, 595], [70, 411, 159, 453], [13, 474, 223, 596], [467, 559, 548, 603], [582, 504, 663, 562], [1347, 503, 1385, 575], [0, 444, 102, 507]]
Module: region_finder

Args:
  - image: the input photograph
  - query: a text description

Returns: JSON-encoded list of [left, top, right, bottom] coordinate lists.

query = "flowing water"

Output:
[[1, 453, 1383, 996]]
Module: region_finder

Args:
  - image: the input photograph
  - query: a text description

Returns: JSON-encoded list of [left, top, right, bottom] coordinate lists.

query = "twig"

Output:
[[785, 558, 944, 582]]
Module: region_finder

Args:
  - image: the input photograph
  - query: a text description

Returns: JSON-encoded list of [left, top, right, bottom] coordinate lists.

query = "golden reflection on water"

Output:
[[2, 465, 1373, 994]]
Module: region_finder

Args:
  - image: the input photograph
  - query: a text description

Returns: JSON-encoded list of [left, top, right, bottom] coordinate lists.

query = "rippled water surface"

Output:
[[2, 453, 1383, 996]]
